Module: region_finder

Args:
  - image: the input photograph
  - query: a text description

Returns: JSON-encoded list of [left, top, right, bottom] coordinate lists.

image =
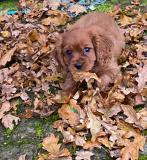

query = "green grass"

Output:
[[0, 0, 18, 14], [139, 155, 147, 160], [95, 2, 114, 12]]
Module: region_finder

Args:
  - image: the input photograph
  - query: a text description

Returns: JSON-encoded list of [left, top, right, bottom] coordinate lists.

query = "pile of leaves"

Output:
[[0, 0, 147, 159]]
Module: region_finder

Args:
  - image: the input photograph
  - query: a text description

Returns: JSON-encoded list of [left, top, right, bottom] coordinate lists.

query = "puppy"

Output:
[[55, 12, 125, 95]]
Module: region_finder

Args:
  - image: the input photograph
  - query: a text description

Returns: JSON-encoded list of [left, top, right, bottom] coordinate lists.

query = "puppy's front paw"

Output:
[[99, 74, 114, 91]]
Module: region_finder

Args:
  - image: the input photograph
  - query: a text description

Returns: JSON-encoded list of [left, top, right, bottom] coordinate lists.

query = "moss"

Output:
[[68, 144, 77, 155], [142, 129, 147, 136], [48, 85, 60, 95], [46, 113, 60, 124], [15, 98, 24, 114], [34, 113, 60, 137], [17, 138, 32, 146], [94, 2, 114, 13], [5, 128, 12, 139], [39, 91, 46, 100], [35, 121, 43, 137], [134, 104, 145, 112], [139, 155, 147, 160], [4, 128, 13, 145]]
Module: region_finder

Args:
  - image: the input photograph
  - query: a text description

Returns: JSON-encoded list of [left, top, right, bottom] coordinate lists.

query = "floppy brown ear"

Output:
[[54, 33, 67, 75], [90, 30, 114, 66]]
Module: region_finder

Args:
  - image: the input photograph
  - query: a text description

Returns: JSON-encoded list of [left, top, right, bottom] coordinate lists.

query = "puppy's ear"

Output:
[[90, 30, 114, 65], [54, 33, 67, 74]]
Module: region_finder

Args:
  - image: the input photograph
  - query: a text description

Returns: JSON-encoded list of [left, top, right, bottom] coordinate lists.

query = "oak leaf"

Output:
[[2, 114, 20, 130], [0, 101, 11, 119], [0, 47, 17, 67]]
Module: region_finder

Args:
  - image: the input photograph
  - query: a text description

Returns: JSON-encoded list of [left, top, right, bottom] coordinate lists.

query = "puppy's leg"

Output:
[[99, 63, 120, 91], [61, 72, 77, 97]]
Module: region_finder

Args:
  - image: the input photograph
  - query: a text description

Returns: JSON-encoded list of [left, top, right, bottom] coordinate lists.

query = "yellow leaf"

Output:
[[119, 15, 133, 26], [41, 10, 68, 26], [42, 134, 61, 153], [0, 47, 17, 67], [1, 31, 11, 38], [58, 99, 82, 127]]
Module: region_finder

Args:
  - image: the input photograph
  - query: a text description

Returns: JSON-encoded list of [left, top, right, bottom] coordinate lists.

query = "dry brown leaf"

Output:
[[75, 150, 94, 160], [137, 13, 147, 26], [58, 99, 82, 127], [83, 141, 101, 150], [86, 107, 101, 141], [68, 4, 86, 15], [137, 108, 147, 129], [2, 114, 20, 130], [129, 27, 143, 39], [136, 65, 147, 92], [119, 133, 145, 160], [42, 134, 61, 153], [72, 72, 101, 83], [40, 134, 71, 159], [47, 0, 61, 10], [0, 46, 17, 67], [134, 94, 144, 105], [105, 103, 122, 117], [41, 10, 68, 26], [97, 137, 111, 149], [0, 101, 11, 119], [62, 129, 75, 143], [121, 105, 138, 124], [101, 122, 120, 144], [75, 135, 86, 146], [2, 84, 17, 97], [109, 90, 125, 103], [119, 15, 133, 26], [27, 29, 40, 42]]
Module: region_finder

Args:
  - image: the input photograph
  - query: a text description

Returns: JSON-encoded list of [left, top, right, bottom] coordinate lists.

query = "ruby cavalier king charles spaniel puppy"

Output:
[[55, 12, 125, 96]]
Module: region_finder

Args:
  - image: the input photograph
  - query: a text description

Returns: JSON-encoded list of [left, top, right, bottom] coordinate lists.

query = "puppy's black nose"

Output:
[[75, 62, 83, 70]]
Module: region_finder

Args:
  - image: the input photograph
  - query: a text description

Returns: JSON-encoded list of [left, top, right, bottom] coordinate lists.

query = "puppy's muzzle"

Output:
[[74, 61, 83, 70]]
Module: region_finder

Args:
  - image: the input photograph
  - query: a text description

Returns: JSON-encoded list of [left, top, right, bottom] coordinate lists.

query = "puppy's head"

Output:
[[55, 28, 113, 73], [56, 29, 96, 73]]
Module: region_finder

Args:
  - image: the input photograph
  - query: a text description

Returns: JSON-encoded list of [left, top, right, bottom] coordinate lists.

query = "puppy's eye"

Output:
[[83, 47, 90, 55], [66, 50, 72, 56]]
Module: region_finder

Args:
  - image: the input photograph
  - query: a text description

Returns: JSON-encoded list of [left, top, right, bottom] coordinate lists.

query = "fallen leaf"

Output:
[[41, 10, 68, 26], [0, 47, 17, 67], [75, 135, 86, 146], [83, 141, 101, 150], [119, 15, 133, 26], [136, 65, 147, 92], [68, 4, 86, 15], [119, 133, 145, 160], [121, 105, 138, 124], [137, 108, 147, 129], [40, 134, 71, 159], [72, 71, 101, 83], [1, 31, 11, 38], [42, 134, 61, 153], [2, 114, 20, 130], [0, 101, 11, 119], [75, 150, 94, 160], [86, 107, 101, 141], [47, 0, 61, 10], [58, 99, 82, 127]]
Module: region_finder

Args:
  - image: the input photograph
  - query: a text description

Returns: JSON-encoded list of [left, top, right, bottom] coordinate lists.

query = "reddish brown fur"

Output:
[[55, 12, 125, 94]]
